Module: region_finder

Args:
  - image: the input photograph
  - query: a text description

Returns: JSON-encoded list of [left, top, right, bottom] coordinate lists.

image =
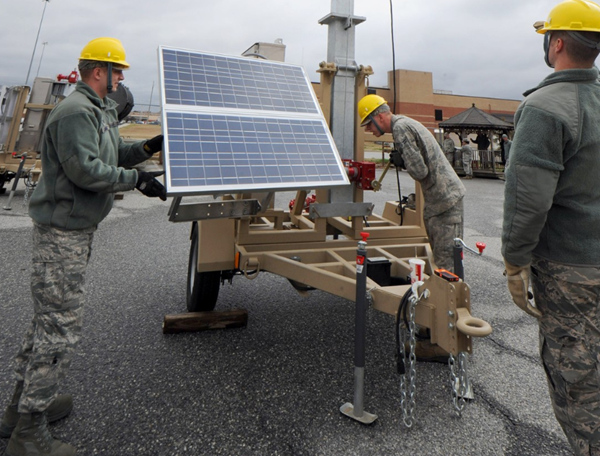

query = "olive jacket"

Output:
[[502, 67, 600, 267], [29, 81, 151, 230]]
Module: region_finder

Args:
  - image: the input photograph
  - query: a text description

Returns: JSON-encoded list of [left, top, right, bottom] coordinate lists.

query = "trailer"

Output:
[[0, 74, 80, 205], [160, 0, 492, 425]]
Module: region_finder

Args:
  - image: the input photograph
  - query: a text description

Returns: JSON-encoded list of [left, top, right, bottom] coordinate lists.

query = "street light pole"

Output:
[[147, 81, 154, 122], [35, 42, 48, 79], [25, 0, 51, 87]]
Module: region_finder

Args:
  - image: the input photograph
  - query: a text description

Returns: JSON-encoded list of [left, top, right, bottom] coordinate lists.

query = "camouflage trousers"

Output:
[[424, 198, 464, 273], [462, 153, 473, 177], [13, 222, 95, 413], [531, 257, 600, 456]]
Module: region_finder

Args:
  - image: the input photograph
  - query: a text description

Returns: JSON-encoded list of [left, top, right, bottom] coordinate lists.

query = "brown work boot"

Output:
[[0, 392, 73, 438], [413, 339, 450, 364], [5, 412, 75, 455]]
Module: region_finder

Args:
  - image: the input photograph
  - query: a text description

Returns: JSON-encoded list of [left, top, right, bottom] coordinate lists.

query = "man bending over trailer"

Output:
[[358, 95, 466, 362]]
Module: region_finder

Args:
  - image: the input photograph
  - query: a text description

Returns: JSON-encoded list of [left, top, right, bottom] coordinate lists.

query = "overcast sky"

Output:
[[1, 0, 566, 111]]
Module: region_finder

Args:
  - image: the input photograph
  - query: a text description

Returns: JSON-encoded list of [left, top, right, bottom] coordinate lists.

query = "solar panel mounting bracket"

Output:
[[168, 196, 261, 222]]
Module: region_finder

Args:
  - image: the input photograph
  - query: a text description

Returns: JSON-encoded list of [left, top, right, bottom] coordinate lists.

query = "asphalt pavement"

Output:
[[0, 171, 571, 456]]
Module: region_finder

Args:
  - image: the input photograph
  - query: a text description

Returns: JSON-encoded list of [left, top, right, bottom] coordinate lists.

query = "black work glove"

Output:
[[136, 171, 167, 201], [143, 134, 163, 154], [389, 150, 405, 169]]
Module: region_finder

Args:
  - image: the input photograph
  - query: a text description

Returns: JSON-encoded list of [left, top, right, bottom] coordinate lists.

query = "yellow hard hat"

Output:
[[535, 0, 600, 34], [79, 37, 130, 68], [357, 94, 387, 126]]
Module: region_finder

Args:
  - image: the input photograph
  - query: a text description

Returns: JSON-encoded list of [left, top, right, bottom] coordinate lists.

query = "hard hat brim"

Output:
[[534, 21, 547, 33]]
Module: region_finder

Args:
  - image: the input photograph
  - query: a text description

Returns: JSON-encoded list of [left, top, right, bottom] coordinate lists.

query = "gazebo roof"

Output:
[[439, 104, 513, 130]]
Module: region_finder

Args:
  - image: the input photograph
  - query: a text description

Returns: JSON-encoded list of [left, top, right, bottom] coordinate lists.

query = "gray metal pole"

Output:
[[35, 42, 48, 79], [147, 81, 154, 122], [318, 0, 365, 204], [25, 0, 50, 87]]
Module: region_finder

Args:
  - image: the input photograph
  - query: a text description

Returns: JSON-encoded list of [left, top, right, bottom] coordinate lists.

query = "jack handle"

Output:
[[11, 152, 28, 160], [455, 307, 492, 337], [454, 238, 486, 256]]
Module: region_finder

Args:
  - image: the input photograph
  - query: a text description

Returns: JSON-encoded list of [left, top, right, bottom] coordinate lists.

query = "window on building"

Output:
[[434, 109, 443, 121]]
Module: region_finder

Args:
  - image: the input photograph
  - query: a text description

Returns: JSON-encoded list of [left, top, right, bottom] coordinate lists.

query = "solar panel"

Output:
[[158, 46, 349, 196], [161, 48, 319, 114]]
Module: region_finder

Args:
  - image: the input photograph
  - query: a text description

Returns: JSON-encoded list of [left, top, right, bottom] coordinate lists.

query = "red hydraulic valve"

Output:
[[57, 70, 79, 84], [343, 159, 376, 190], [476, 242, 486, 254], [288, 193, 317, 212]]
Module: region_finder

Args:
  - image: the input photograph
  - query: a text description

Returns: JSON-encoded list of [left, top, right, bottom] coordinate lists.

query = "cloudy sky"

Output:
[[1, 0, 564, 110]]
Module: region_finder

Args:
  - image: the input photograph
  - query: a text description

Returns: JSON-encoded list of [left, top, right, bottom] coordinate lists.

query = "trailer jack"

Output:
[[340, 232, 378, 424]]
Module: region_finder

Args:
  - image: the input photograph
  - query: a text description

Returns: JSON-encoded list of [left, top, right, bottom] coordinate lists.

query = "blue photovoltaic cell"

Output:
[[166, 112, 345, 189], [161, 48, 318, 114], [159, 46, 349, 195]]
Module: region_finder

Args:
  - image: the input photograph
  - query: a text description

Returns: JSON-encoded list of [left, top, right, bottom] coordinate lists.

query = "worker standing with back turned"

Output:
[[358, 95, 465, 362], [501, 1, 600, 454], [0, 37, 166, 456], [460, 138, 474, 179], [442, 132, 456, 166]]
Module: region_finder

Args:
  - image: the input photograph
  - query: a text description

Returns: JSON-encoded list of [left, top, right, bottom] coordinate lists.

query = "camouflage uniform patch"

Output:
[[391, 115, 465, 220], [424, 199, 464, 272], [531, 257, 600, 456], [14, 222, 95, 413]]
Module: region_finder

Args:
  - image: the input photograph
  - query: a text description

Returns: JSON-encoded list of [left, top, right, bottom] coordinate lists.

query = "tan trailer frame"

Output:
[[171, 61, 491, 357], [183, 191, 487, 358]]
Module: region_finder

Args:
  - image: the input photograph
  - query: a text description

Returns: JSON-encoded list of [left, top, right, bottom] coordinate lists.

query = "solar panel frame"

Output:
[[158, 46, 349, 196]]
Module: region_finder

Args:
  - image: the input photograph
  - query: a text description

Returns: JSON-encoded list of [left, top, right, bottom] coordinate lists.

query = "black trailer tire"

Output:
[[0, 173, 7, 195], [186, 223, 220, 312]]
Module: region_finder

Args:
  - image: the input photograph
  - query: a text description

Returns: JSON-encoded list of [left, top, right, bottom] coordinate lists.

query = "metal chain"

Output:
[[399, 295, 418, 428], [23, 176, 33, 205], [23, 168, 37, 206], [449, 351, 469, 416]]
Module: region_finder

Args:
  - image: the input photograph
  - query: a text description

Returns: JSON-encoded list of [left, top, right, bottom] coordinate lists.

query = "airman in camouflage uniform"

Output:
[[390, 115, 465, 271], [358, 96, 466, 272], [460, 138, 474, 179], [501, 2, 600, 454], [1, 37, 166, 456], [442, 132, 456, 166]]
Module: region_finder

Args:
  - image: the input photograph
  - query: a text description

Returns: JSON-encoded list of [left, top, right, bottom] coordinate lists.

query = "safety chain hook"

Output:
[[449, 351, 469, 416]]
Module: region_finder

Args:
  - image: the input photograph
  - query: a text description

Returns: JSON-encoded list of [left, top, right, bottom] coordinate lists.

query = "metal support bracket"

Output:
[[168, 197, 261, 222], [257, 192, 275, 214], [318, 12, 366, 27]]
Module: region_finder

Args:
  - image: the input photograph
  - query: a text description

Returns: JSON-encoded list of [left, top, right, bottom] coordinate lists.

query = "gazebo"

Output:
[[439, 104, 514, 178]]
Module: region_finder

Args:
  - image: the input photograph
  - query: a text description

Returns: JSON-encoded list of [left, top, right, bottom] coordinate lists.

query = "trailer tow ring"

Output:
[[455, 308, 492, 337]]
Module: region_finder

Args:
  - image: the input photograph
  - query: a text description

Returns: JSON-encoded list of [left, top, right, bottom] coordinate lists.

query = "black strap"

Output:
[[107, 62, 113, 94]]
